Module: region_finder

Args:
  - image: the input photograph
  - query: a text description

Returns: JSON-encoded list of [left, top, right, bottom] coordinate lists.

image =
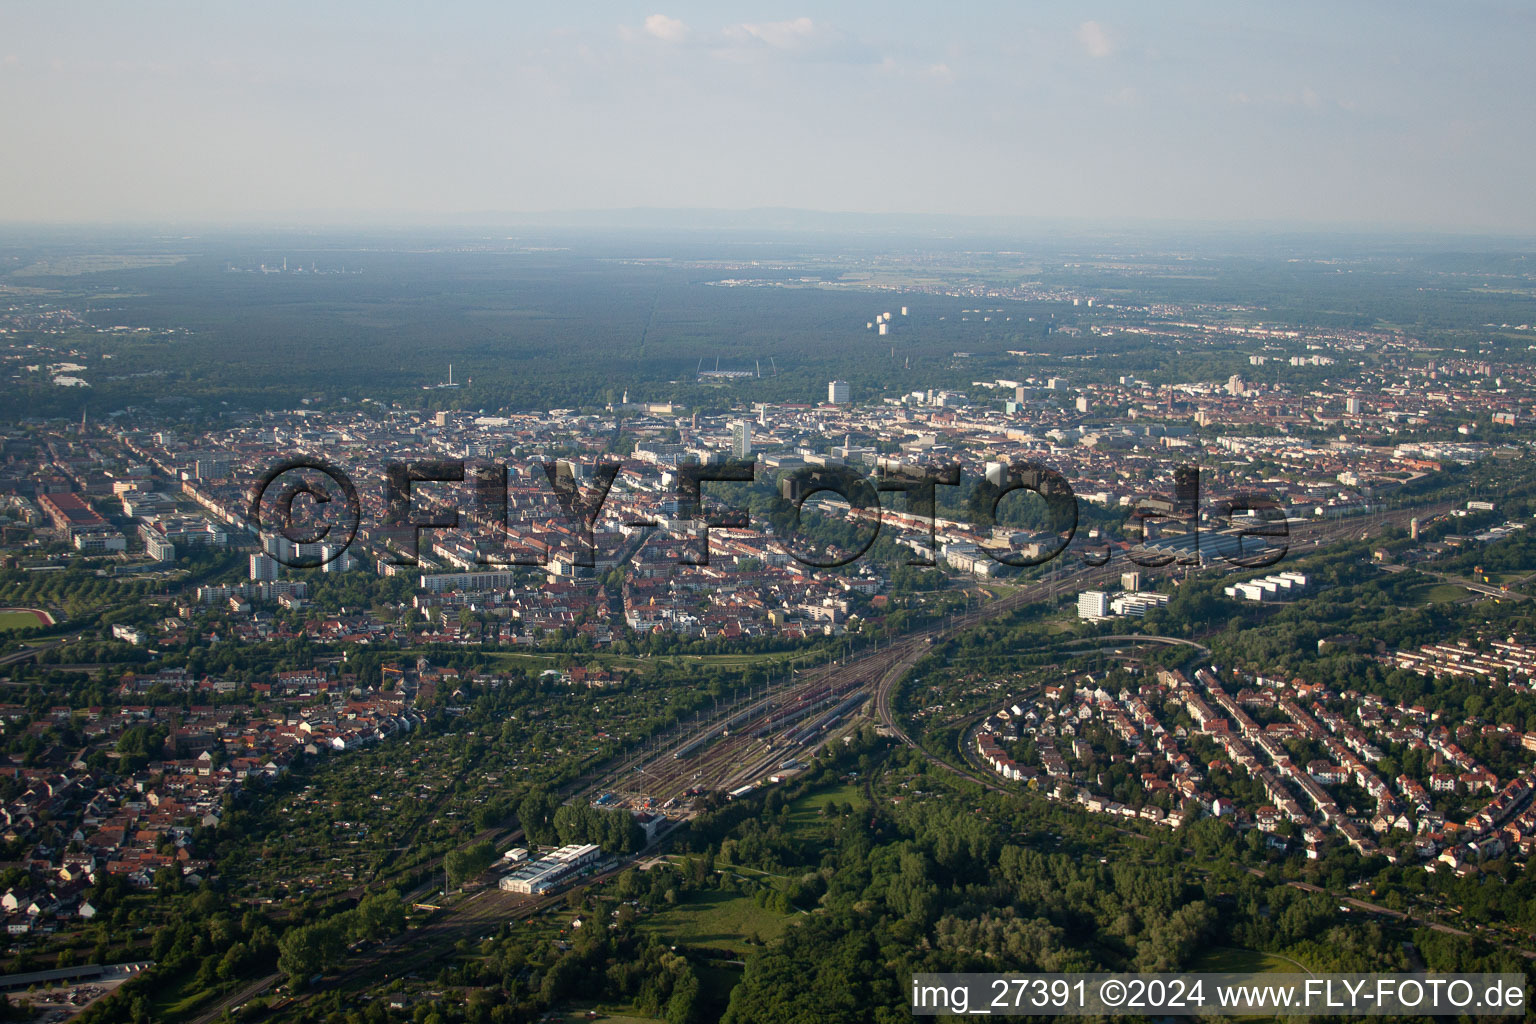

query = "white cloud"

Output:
[[643, 13, 688, 43], [1077, 20, 1113, 59], [728, 17, 818, 50], [712, 17, 878, 65]]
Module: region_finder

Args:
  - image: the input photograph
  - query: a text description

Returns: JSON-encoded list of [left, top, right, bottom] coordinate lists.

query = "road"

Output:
[[0, 637, 65, 667], [1415, 568, 1529, 602], [558, 497, 1452, 815], [195, 495, 1457, 1020]]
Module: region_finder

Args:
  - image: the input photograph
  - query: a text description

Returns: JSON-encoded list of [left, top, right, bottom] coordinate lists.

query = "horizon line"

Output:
[[0, 207, 1534, 243]]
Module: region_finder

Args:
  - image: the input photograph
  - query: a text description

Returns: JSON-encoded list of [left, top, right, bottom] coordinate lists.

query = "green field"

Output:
[[0, 609, 47, 631], [1186, 947, 1311, 1023], [557, 1010, 663, 1024], [1190, 946, 1310, 974], [640, 889, 790, 955], [784, 782, 869, 837], [1408, 583, 1473, 605]]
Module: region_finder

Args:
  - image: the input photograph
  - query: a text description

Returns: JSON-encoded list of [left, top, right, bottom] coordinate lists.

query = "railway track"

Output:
[[641, 496, 1459, 805], [621, 637, 925, 800], [245, 495, 1454, 1022]]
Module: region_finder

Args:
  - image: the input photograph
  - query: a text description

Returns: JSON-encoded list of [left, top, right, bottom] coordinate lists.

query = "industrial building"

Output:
[[37, 492, 108, 539], [498, 843, 601, 894]]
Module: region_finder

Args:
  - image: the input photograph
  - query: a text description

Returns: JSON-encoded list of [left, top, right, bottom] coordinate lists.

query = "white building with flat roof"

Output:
[[1077, 590, 1109, 620], [498, 843, 601, 894], [1224, 572, 1310, 602]]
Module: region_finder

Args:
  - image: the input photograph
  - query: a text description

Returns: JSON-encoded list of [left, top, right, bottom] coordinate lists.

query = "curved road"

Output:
[[187, 496, 1456, 1021]]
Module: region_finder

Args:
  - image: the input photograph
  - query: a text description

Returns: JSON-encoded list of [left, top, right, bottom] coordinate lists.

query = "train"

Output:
[[671, 731, 717, 760], [749, 695, 833, 738], [719, 704, 762, 734], [672, 679, 858, 756], [786, 692, 870, 747]]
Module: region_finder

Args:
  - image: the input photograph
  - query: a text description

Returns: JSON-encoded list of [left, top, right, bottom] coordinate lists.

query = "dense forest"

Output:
[[8, 233, 1536, 420]]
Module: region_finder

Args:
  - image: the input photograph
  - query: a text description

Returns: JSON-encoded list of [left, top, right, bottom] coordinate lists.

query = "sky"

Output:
[[1, 2, 1534, 233]]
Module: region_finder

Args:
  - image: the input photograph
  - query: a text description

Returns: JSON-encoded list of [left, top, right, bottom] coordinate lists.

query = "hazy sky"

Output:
[[2, 2, 1533, 232]]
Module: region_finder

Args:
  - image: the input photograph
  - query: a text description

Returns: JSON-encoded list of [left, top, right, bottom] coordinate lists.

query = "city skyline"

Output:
[[3, 7, 1536, 1017]]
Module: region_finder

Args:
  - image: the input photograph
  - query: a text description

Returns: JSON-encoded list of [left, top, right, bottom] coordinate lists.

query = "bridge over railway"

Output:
[[1063, 634, 1212, 658]]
